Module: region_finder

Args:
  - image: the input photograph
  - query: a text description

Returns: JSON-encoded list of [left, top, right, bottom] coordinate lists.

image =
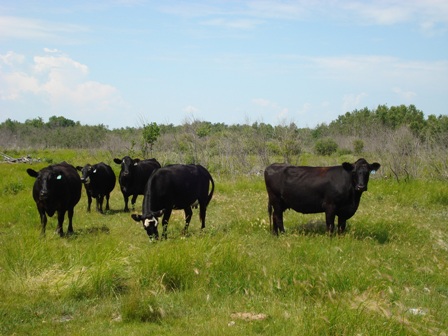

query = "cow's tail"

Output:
[[206, 172, 215, 206], [267, 200, 273, 233]]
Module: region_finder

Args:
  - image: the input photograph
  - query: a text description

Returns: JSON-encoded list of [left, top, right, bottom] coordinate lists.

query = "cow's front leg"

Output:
[[182, 207, 193, 235], [161, 209, 172, 239], [39, 209, 47, 236], [131, 195, 138, 210], [87, 192, 92, 212], [325, 208, 336, 234], [123, 194, 130, 212]]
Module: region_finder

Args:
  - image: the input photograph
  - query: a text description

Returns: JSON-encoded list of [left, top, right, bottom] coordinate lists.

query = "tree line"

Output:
[[1, 104, 447, 180]]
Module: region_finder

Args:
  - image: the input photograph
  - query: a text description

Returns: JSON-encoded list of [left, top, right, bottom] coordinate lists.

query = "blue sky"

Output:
[[1, 1, 447, 129]]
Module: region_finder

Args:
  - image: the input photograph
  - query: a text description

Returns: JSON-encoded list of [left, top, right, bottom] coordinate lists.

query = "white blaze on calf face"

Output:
[[144, 217, 158, 228]]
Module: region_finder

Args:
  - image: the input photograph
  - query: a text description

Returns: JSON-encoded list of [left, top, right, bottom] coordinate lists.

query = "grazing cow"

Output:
[[27, 162, 82, 237], [131, 164, 215, 240], [264, 158, 380, 235], [76, 162, 116, 213], [113, 156, 161, 212]]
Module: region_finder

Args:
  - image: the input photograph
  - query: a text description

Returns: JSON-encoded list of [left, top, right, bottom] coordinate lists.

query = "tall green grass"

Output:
[[1, 153, 447, 335]]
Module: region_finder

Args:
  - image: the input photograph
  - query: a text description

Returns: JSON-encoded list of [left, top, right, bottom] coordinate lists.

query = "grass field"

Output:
[[0, 153, 447, 335]]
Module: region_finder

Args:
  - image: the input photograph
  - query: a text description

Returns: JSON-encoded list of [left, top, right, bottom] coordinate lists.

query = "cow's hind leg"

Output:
[[199, 202, 207, 230], [272, 207, 285, 235], [182, 207, 193, 235], [338, 217, 347, 234], [67, 208, 75, 235], [267, 201, 273, 233], [105, 193, 111, 211], [56, 210, 67, 237], [97, 195, 105, 213]]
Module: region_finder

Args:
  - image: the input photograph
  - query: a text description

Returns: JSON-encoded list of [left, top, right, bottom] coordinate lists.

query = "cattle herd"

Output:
[[26, 157, 380, 239]]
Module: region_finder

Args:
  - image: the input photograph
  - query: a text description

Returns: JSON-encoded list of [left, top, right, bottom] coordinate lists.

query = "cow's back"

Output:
[[265, 163, 351, 214], [58, 162, 82, 207], [123, 159, 160, 195], [92, 162, 116, 194], [145, 164, 210, 211]]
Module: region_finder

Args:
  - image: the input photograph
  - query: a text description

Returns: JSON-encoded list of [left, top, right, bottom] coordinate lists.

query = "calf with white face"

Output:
[[131, 164, 214, 240]]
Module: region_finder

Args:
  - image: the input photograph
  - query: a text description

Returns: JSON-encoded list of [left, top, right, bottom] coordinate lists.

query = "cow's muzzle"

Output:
[[356, 185, 367, 191], [39, 190, 48, 200]]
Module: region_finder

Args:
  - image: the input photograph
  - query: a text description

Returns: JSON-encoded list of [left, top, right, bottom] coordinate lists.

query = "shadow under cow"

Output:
[[288, 220, 390, 244]]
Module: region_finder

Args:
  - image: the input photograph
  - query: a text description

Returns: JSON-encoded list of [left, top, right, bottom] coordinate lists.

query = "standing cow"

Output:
[[264, 158, 380, 235], [114, 156, 161, 212], [131, 164, 215, 240], [27, 162, 82, 237], [76, 162, 116, 213]]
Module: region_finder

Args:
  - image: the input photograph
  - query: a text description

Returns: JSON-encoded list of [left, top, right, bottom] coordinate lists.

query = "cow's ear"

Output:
[[27, 168, 38, 178], [133, 158, 140, 166], [154, 210, 164, 217], [76, 166, 83, 171], [370, 162, 381, 173], [131, 214, 142, 222], [113, 158, 122, 164], [342, 162, 354, 172]]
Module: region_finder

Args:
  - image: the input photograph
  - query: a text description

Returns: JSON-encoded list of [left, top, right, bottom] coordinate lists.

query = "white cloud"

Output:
[[342, 92, 368, 112], [184, 105, 199, 113], [392, 87, 416, 100], [297, 102, 312, 116], [343, 2, 411, 25], [246, 1, 307, 20], [277, 107, 289, 120], [43, 48, 62, 53], [161, 1, 448, 35], [201, 18, 262, 30], [0, 50, 125, 115], [0, 16, 87, 42], [252, 98, 274, 108], [0, 51, 25, 67]]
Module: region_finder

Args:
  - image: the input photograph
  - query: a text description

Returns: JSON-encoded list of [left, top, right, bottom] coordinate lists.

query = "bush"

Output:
[[314, 138, 338, 156], [353, 139, 364, 154]]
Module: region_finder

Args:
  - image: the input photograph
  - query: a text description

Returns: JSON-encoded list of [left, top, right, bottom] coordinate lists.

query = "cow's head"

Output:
[[131, 210, 164, 239], [76, 164, 94, 184], [27, 167, 64, 201], [342, 158, 381, 192], [114, 156, 140, 178]]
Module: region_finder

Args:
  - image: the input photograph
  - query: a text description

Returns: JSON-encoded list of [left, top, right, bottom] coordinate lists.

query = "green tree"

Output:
[[315, 138, 338, 156], [353, 139, 364, 155], [47, 116, 76, 128], [25, 117, 45, 128], [142, 122, 160, 157]]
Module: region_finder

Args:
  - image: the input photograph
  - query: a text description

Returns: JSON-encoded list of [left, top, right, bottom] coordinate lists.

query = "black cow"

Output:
[[27, 162, 82, 237], [131, 164, 215, 240], [113, 156, 161, 212], [76, 162, 116, 213], [264, 158, 380, 235]]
